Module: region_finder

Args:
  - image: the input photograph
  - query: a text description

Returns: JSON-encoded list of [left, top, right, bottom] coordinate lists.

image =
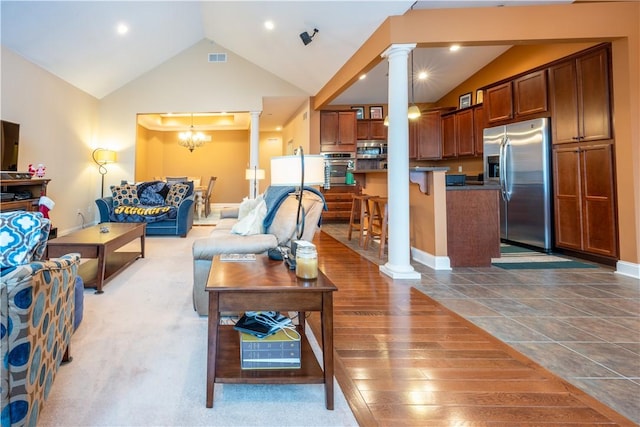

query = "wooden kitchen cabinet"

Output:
[[357, 119, 386, 140], [484, 82, 513, 124], [410, 108, 453, 160], [320, 111, 357, 152], [549, 45, 611, 144], [455, 108, 475, 157], [473, 105, 484, 156], [441, 114, 456, 158], [514, 70, 548, 118], [553, 142, 617, 258]]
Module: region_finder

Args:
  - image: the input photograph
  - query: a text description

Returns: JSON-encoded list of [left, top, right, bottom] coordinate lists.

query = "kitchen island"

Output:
[[355, 167, 501, 269]]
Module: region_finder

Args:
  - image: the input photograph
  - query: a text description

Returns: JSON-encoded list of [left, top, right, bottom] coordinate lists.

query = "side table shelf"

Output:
[[215, 326, 325, 383]]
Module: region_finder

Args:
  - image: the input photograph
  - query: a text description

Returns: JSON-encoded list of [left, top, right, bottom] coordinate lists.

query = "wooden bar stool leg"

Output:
[[378, 200, 388, 258], [347, 196, 360, 241], [358, 197, 370, 247], [364, 198, 381, 250]]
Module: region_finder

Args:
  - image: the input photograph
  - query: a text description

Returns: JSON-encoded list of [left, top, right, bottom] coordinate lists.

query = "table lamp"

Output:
[[271, 147, 325, 240]]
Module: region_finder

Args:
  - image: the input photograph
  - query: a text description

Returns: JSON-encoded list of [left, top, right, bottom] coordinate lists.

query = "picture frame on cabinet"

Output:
[[459, 92, 472, 109], [351, 106, 365, 120], [476, 89, 484, 105], [369, 106, 383, 119]]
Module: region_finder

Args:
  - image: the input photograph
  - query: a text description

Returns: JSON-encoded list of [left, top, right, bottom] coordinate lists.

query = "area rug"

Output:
[[38, 227, 357, 427], [492, 244, 598, 270]]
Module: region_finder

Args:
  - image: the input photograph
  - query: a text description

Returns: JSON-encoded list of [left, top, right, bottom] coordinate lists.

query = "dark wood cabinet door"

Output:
[[549, 61, 580, 144], [409, 120, 418, 159], [369, 120, 387, 139], [549, 46, 611, 144], [337, 111, 357, 148], [356, 120, 369, 140], [553, 143, 617, 257], [581, 143, 617, 257], [578, 48, 611, 142], [455, 109, 475, 157], [441, 114, 456, 158], [320, 111, 356, 152], [416, 111, 442, 160], [514, 70, 548, 117], [474, 105, 484, 156], [484, 82, 513, 124], [553, 146, 583, 250], [320, 111, 339, 146]]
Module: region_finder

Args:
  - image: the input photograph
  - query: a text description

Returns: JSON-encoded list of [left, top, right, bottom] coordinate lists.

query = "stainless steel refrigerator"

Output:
[[483, 118, 552, 252]]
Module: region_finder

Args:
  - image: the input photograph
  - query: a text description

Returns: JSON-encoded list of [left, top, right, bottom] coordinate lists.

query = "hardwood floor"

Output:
[[309, 231, 635, 426]]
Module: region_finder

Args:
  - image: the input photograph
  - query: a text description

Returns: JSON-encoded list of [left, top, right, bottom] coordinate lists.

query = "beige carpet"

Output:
[[38, 227, 357, 426]]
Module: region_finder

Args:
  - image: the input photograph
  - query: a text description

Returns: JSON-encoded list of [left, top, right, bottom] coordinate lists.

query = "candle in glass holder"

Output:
[[295, 244, 318, 279]]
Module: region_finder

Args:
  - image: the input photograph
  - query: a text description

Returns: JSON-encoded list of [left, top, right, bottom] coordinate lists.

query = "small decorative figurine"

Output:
[[28, 163, 46, 177]]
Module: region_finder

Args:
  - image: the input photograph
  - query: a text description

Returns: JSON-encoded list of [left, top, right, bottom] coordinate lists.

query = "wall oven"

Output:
[[323, 152, 355, 187]]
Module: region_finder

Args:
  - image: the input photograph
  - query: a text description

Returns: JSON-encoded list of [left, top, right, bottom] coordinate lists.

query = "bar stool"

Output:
[[347, 194, 376, 247], [364, 196, 388, 258]]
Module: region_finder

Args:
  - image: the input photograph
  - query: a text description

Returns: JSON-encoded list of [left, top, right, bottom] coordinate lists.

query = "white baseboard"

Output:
[[410, 246, 451, 271], [615, 260, 640, 279]]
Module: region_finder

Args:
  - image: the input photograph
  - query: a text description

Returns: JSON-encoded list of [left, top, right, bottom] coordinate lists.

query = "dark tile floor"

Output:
[[322, 223, 640, 425]]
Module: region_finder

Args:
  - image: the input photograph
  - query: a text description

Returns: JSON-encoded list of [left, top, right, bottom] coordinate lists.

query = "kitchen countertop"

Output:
[[446, 183, 499, 191]]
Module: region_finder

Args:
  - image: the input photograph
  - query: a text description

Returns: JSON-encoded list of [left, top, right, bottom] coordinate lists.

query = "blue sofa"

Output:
[[95, 180, 195, 237]]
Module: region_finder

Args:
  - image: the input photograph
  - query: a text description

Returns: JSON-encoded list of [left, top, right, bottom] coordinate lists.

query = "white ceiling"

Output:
[[0, 1, 570, 131]]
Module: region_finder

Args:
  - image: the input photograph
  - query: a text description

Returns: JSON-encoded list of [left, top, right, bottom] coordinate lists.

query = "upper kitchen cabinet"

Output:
[[549, 45, 611, 145], [320, 111, 357, 152], [357, 119, 387, 140], [514, 70, 548, 117], [410, 108, 453, 160], [473, 105, 484, 156], [484, 82, 513, 124], [441, 106, 480, 159], [484, 70, 548, 125]]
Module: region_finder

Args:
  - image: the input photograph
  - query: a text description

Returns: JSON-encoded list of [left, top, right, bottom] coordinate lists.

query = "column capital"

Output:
[[381, 43, 416, 59]]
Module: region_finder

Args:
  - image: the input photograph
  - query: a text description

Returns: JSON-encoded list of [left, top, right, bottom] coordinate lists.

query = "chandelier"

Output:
[[178, 114, 206, 152]]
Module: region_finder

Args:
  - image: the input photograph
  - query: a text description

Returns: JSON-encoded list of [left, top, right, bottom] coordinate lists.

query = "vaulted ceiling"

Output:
[[1, 1, 571, 131]]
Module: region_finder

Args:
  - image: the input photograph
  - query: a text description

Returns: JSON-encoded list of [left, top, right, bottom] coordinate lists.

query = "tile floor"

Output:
[[321, 223, 640, 424]]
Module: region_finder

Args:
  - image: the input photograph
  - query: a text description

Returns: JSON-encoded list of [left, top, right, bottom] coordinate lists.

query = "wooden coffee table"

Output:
[[47, 222, 145, 294], [205, 254, 337, 409]]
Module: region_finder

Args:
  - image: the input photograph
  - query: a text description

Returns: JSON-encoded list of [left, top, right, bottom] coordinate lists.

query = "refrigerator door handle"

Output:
[[498, 137, 507, 201], [503, 137, 511, 201]]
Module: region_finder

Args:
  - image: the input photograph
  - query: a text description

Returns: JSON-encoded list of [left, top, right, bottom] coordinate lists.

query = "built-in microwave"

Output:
[[356, 141, 387, 159]]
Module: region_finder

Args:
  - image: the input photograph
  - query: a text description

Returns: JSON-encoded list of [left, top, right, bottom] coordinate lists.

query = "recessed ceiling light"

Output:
[[276, 126, 282, 131], [264, 20, 275, 30], [116, 23, 129, 35], [418, 71, 428, 80], [449, 44, 460, 52], [359, 74, 366, 80]]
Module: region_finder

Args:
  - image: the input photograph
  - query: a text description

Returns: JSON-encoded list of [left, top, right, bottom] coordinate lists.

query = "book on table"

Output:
[[240, 329, 301, 370]]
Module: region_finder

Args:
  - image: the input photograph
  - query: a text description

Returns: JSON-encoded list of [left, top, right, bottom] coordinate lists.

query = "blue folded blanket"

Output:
[[262, 186, 327, 231]]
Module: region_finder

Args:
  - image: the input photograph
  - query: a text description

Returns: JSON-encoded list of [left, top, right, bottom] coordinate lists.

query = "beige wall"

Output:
[[317, 1, 640, 269], [1, 46, 100, 235]]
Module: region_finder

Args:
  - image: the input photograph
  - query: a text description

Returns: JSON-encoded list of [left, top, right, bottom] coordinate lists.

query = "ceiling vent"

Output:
[[208, 53, 227, 63]]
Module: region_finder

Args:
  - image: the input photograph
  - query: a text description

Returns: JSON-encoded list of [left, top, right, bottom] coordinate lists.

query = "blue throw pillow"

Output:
[[0, 211, 51, 268], [138, 181, 168, 206]]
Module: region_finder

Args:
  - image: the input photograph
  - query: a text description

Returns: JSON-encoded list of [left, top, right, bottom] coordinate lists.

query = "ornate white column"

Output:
[[380, 44, 421, 280], [249, 111, 260, 198]]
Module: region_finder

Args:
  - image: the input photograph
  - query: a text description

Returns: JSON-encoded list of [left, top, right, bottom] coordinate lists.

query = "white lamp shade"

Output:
[[271, 154, 325, 186], [408, 105, 422, 119], [245, 169, 265, 180]]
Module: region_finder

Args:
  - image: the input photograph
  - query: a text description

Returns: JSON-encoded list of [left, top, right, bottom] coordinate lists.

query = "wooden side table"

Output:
[[205, 255, 337, 409]]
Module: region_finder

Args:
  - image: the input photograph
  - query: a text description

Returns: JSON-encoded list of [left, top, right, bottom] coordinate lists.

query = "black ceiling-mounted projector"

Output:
[[299, 28, 319, 46]]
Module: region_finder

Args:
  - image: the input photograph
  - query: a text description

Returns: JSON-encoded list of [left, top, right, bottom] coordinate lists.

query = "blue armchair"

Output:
[[1, 211, 80, 427]]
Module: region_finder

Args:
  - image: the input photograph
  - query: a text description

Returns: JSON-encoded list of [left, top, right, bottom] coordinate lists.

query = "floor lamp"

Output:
[[92, 148, 117, 198], [270, 147, 325, 240]]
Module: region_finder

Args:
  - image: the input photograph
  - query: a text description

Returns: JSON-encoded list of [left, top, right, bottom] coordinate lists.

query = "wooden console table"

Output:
[[205, 255, 337, 409]]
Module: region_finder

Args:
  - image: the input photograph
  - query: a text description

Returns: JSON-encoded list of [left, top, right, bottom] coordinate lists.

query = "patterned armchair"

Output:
[[1, 211, 80, 426]]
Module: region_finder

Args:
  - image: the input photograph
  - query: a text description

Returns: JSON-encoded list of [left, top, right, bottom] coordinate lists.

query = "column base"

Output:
[[380, 263, 421, 280]]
